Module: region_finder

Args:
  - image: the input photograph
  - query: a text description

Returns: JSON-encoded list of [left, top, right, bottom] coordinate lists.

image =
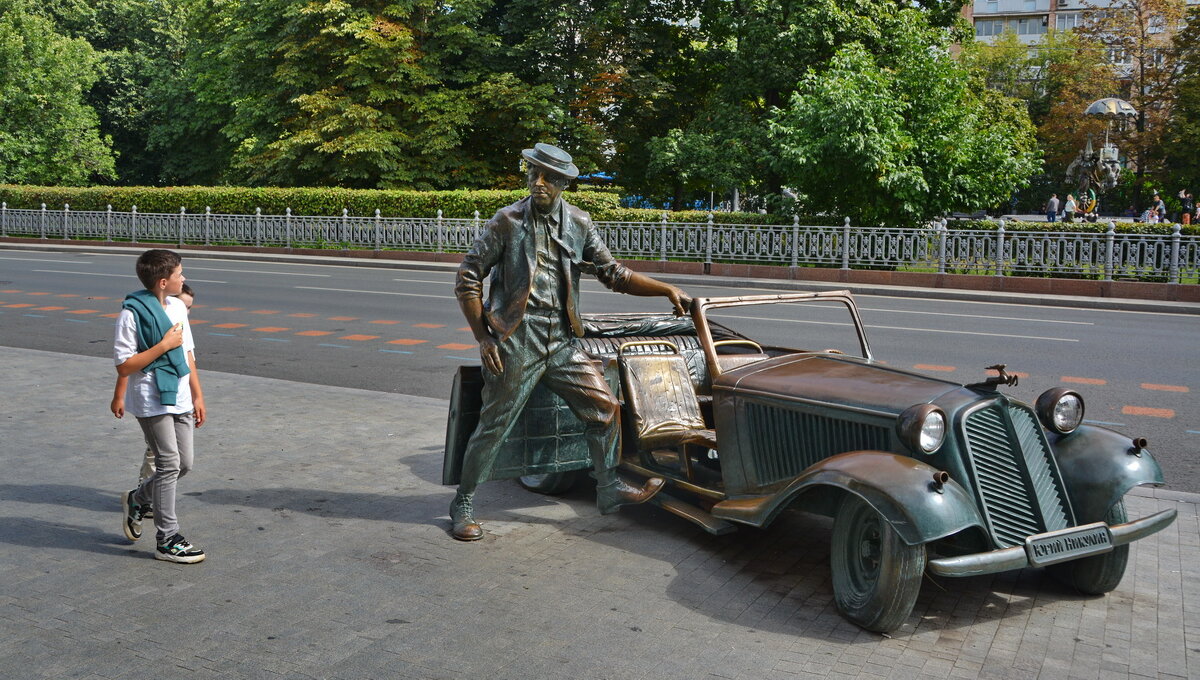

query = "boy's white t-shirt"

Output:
[[113, 296, 196, 418]]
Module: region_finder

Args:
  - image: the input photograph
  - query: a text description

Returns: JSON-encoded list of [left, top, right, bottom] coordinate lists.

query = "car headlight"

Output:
[[1036, 388, 1085, 434], [898, 404, 947, 454]]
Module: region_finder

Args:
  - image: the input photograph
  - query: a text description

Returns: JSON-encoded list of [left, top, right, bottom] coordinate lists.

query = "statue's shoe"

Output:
[[596, 476, 665, 515], [450, 493, 484, 541]]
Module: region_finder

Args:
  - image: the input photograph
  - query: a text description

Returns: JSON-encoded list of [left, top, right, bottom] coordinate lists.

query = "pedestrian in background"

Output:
[[1046, 194, 1059, 222], [1181, 190, 1194, 225], [1063, 194, 1077, 223]]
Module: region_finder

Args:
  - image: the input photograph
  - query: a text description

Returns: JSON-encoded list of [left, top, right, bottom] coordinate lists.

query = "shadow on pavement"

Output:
[[187, 486, 454, 525], [0, 483, 119, 514], [0, 517, 138, 557]]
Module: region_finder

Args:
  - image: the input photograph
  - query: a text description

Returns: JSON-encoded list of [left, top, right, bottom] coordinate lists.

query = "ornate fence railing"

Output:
[[2, 203, 1197, 284]]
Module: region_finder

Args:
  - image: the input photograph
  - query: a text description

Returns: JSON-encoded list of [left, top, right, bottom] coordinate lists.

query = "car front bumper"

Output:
[[927, 509, 1177, 577]]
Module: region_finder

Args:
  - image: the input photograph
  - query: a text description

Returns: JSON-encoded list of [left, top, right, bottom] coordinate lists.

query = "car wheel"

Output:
[[1046, 500, 1129, 595], [518, 471, 584, 495], [830, 495, 926, 633]]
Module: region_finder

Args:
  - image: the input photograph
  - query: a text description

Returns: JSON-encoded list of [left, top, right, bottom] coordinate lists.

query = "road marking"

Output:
[[379, 349, 413, 354], [1122, 406, 1175, 418], [915, 364, 956, 372], [56, 294, 81, 298], [1142, 383, 1189, 393], [318, 343, 350, 348], [388, 339, 426, 345], [100, 312, 119, 318], [1188, 430, 1200, 435], [1062, 376, 1106, 385], [33, 306, 68, 311], [23, 313, 45, 317], [6, 304, 35, 308], [446, 356, 477, 361], [340, 334, 379, 341], [186, 266, 329, 277], [708, 313, 1080, 342], [64, 318, 88, 323], [392, 277, 455, 285], [33, 269, 226, 283], [296, 330, 333, 336], [66, 309, 100, 314], [250, 310, 280, 315], [0, 257, 88, 263], [288, 313, 317, 318], [369, 320, 402, 325], [214, 307, 244, 311], [1085, 419, 1126, 426], [28, 292, 51, 295], [329, 316, 357, 321], [439, 343, 475, 351], [296, 285, 452, 299], [253, 327, 290, 333], [260, 338, 290, 342], [213, 323, 247, 329], [189, 320, 209, 325], [414, 323, 445, 328], [208, 332, 236, 336], [857, 306, 1095, 326]]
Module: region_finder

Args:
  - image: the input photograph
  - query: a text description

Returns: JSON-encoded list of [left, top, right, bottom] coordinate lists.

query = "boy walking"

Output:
[[114, 250, 207, 563]]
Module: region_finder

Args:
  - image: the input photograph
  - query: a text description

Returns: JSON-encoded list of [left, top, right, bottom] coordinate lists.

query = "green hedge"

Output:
[[0, 184, 837, 225], [952, 218, 1200, 236], [0, 185, 623, 220]]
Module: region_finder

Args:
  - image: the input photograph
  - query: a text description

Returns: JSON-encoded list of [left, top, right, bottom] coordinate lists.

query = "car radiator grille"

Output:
[[963, 403, 1071, 548], [745, 403, 890, 486]]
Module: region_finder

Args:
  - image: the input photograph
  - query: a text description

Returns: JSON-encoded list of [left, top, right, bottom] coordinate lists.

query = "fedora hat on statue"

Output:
[[521, 143, 579, 180]]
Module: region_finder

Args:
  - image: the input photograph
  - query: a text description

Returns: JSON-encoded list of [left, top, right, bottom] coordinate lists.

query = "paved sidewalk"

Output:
[[1, 345, 1197, 679]]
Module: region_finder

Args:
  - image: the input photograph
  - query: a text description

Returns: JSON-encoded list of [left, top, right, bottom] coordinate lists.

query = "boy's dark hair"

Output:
[[135, 249, 182, 290], [180, 282, 195, 297]]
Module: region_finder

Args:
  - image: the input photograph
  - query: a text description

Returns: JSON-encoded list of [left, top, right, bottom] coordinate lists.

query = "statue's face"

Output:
[[527, 166, 568, 212]]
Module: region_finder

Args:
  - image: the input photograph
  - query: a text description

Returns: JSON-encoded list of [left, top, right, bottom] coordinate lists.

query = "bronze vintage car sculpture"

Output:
[[443, 291, 1176, 632]]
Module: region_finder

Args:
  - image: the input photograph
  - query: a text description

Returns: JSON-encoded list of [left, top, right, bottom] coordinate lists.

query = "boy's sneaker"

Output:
[[121, 489, 145, 542], [155, 534, 205, 564]]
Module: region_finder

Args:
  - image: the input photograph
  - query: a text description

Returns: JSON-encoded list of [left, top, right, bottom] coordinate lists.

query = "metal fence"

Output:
[[2, 203, 1198, 284]]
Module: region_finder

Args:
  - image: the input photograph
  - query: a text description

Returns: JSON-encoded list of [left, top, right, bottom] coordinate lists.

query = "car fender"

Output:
[[1047, 424, 1165, 522], [713, 451, 985, 546]]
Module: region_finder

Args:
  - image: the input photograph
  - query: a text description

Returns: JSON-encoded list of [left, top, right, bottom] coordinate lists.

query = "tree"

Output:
[[0, 0, 115, 185], [1163, 8, 1200, 194], [1071, 0, 1191, 209], [768, 11, 1040, 225]]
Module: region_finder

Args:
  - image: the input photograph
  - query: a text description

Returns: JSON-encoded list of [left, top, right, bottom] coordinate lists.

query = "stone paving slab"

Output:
[[0, 345, 1197, 679]]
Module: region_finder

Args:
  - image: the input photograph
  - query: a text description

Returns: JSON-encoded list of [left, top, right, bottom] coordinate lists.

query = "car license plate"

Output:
[[1024, 522, 1113, 567]]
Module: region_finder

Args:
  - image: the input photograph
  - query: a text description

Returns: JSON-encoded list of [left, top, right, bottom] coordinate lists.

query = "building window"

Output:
[[1024, 0, 1037, 10], [986, 0, 999, 13], [1056, 12, 1082, 31]]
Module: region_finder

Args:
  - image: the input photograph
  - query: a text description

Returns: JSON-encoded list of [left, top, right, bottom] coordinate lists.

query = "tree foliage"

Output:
[[0, 0, 115, 185], [769, 11, 1040, 225]]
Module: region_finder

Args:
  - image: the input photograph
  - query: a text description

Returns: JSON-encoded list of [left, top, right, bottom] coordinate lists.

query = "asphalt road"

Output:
[[2, 246, 1198, 491]]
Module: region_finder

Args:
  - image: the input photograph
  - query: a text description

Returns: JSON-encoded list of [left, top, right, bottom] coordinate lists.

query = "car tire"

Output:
[[518, 471, 584, 495], [1046, 500, 1129, 595], [830, 494, 926, 633]]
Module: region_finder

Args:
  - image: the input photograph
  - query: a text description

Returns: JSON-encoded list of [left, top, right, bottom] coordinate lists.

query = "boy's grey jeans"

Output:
[[133, 412, 194, 543]]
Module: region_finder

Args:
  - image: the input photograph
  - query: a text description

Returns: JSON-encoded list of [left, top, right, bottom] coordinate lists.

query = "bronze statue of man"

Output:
[[450, 143, 690, 541]]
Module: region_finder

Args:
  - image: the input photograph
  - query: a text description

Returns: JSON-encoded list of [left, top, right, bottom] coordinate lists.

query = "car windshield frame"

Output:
[[692, 291, 874, 379]]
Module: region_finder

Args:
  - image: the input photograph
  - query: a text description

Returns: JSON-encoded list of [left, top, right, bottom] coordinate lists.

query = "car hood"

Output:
[[715, 354, 970, 417]]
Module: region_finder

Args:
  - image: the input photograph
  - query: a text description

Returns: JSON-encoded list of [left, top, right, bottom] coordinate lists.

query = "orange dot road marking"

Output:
[[1062, 376, 1106, 385], [915, 364, 956, 372], [339, 334, 379, 341], [89, 296, 110, 300], [27, 292, 52, 296], [66, 309, 100, 315], [328, 316, 358, 321], [214, 307, 243, 312], [33, 306, 68, 311], [458, 326, 472, 332], [56, 294, 80, 298], [250, 310, 280, 315], [414, 323, 445, 329], [253, 327, 291, 333], [987, 369, 1030, 378], [296, 330, 333, 336], [438, 343, 475, 351], [369, 320, 402, 325], [100, 313, 120, 318], [0, 289, 20, 293], [1141, 383, 1189, 393], [1122, 406, 1175, 418], [288, 313, 317, 318], [213, 323, 248, 329], [188, 319, 209, 325], [6, 304, 36, 308], [387, 338, 427, 345]]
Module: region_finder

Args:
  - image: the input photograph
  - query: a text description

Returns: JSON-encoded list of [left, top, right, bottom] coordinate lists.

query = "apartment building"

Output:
[[968, 0, 1092, 44]]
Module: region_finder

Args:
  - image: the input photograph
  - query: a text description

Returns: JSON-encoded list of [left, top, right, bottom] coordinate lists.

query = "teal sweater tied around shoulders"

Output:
[[123, 289, 191, 406]]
